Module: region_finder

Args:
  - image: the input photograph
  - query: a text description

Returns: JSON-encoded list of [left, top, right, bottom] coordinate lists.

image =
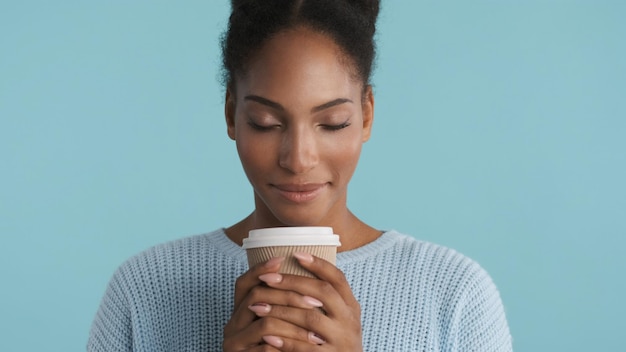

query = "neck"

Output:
[[225, 210, 381, 252]]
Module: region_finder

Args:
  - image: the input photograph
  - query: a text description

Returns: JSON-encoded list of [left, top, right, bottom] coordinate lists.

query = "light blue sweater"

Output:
[[88, 229, 512, 351]]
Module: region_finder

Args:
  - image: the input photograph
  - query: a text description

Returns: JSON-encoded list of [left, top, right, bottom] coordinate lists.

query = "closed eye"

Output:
[[247, 120, 280, 131], [322, 121, 351, 131]]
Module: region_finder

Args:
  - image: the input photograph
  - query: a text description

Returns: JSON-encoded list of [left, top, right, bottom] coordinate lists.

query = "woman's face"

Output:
[[226, 27, 374, 227]]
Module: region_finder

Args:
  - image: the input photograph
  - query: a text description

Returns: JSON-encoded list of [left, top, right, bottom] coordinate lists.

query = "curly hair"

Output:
[[221, 0, 380, 90]]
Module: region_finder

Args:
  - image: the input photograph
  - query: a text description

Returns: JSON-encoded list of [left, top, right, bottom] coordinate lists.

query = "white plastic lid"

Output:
[[242, 226, 341, 249]]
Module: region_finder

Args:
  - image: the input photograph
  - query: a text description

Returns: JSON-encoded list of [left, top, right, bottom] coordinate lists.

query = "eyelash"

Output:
[[323, 121, 351, 131], [246, 121, 351, 132], [247, 121, 276, 131]]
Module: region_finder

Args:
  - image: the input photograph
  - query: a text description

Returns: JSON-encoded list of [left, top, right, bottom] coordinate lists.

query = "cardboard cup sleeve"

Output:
[[246, 245, 337, 278]]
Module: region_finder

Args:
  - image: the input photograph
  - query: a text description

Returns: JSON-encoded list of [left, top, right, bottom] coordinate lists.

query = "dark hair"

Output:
[[221, 0, 380, 90]]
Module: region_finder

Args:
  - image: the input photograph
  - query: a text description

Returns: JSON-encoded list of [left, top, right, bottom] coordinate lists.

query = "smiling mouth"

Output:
[[271, 183, 328, 203]]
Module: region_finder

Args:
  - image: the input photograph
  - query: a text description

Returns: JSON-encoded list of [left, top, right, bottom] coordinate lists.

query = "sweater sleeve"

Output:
[[87, 266, 133, 352], [454, 263, 513, 352]]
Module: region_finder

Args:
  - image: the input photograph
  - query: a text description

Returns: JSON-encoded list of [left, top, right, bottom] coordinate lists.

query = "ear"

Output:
[[361, 85, 374, 142], [225, 88, 236, 140]]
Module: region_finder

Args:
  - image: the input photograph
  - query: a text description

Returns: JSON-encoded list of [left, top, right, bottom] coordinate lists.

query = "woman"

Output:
[[88, 1, 512, 351]]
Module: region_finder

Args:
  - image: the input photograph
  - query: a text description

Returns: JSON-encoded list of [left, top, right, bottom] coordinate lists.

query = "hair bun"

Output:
[[231, 0, 380, 22], [345, 0, 380, 23], [230, 0, 249, 9], [222, 0, 380, 87]]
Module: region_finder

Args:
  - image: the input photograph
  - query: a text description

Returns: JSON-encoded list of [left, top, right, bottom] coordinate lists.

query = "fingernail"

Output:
[[293, 252, 314, 263], [258, 273, 282, 284], [263, 335, 284, 348], [302, 295, 323, 308], [264, 257, 285, 268], [248, 303, 271, 315], [308, 331, 326, 345]]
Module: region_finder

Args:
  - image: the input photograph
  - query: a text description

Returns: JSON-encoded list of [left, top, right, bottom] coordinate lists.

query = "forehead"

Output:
[[235, 27, 362, 103]]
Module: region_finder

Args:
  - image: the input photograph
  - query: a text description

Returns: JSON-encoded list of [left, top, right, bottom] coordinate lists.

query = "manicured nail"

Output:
[[293, 252, 314, 264], [258, 273, 282, 284], [302, 295, 323, 308], [309, 331, 326, 345], [264, 257, 285, 268], [248, 303, 271, 315], [263, 335, 284, 348]]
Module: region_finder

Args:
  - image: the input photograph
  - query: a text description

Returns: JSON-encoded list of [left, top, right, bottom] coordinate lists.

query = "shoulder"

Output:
[[372, 230, 492, 284], [88, 229, 243, 351], [366, 231, 506, 317], [116, 232, 199, 271], [110, 228, 241, 288], [376, 231, 512, 350], [96, 228, 247, 315]]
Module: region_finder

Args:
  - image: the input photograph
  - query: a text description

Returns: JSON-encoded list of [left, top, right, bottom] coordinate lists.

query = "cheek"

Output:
[[236, 137, 274, 177], [326, 132, 363, 174]]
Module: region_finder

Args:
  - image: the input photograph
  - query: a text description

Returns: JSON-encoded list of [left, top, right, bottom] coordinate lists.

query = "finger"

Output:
[[229, 285, 324, 332], [245, 316, 315, 348], [263, 333, 327, 351], [225, 257, 286, 342], [253, 302, 363, 348], [224, 295, 257, 335], [246, 285, 324, 310], [258, 272, 349, 319], [252, 303, 332, 335], [222, 340, 280, 352], [222, 320, 264, 352], [240, 346, 281, 352], [293, 252, 359, 307], [234, 257, 285, 308]]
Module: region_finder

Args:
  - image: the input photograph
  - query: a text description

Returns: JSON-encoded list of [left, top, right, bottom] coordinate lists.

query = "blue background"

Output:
[[1, 1, 624, 351]]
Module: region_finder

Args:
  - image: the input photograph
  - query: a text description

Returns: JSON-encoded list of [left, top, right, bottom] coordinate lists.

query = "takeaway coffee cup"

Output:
[[242, 227, 341, 278]]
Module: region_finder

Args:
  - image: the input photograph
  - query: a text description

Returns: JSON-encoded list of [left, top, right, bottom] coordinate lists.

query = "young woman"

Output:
[[88, 1, 512, 351]]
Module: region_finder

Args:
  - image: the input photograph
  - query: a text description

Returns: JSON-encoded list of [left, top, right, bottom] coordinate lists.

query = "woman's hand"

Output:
[[222, 256, 337, 351], [226, 252, 363, 351]]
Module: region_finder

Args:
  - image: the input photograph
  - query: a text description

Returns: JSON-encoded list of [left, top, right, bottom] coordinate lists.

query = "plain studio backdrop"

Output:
[[1, 1, 624, 351]]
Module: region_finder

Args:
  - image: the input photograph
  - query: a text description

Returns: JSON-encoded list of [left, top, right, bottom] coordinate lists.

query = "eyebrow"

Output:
[[244, 95, 353, 113]]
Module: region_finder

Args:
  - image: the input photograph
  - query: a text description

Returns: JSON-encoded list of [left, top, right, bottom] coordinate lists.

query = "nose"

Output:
[[278, 126, 319, 174]]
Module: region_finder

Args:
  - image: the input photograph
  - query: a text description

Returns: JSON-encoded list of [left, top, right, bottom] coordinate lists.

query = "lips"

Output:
[[271, 183, 328, 203]]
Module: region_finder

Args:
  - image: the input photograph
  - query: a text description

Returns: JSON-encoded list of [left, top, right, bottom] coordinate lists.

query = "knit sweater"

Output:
[[87, 229, 512, 351]]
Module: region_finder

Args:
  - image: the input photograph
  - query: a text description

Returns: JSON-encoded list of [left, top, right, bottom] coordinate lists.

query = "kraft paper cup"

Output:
[[242, 227, 341, 278]]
